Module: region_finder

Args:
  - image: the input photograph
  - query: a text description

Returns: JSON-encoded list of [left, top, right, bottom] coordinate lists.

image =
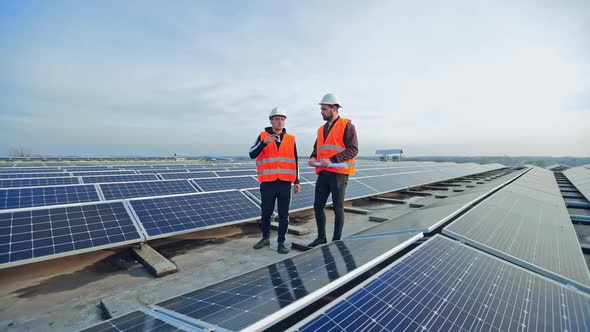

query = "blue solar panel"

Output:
[[118, 165, 155, 169], [0, 172, 71, 179], [63, 167, 114, 172], [100, 180, 198, 200], [0, 177, 80, 189], [192, 176, 259, 192], [345, 179, 379, 200], [160, 172, 218, 180], [214, 170, 257, 177], [81, 174, 158, 184], [0, 202, 143, 268], [297, 235, 590, 332], [129, 191, 260, 239], [0, 185, 100, 210], [0, 168, 63, 174], [14, 163, 45, 167], [71, 170, 137, 176], [356, 173, 419, 193], [139, 169, 189, 174]]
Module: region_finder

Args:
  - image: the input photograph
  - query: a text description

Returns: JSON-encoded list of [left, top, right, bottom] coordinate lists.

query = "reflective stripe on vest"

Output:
[[316, 144, 345, 153], [257, 169, 297, 175], [316, 118, 356, 176], [256, 157, 297, 167], [256, 131, 298, 183]]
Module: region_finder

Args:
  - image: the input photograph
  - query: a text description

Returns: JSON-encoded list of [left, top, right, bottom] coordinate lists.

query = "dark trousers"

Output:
[[314, 172, 348, 241], [260, 180, 291, 243]]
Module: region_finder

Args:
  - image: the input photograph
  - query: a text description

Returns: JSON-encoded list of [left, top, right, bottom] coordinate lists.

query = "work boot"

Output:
[[307, 238, 327, 247], [277, 242, 289, 254], [253, 238, 270, 249]]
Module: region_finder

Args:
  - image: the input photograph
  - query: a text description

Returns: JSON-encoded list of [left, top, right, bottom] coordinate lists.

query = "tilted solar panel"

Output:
[[129, 190, 260, 239], [100, 180, 198, 200], [192, 176, 259, 192], [0, 202, 143, 268], [0, 185, 100, 210], [296, 235, 590, 332]]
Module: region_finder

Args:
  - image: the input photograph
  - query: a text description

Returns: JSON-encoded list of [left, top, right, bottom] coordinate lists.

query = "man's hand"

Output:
[[320, 158, 331, 167], [308, 157, 317, 167], [263, 135, 278, 144], [294, 183, 302, 194]]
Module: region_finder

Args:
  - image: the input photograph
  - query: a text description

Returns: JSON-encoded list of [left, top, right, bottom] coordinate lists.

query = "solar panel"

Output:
[[0, 177, 80, 189], [354, 174, 410, 193], [0, 202, 143, 268], [63, 167, 115, 172], [160, 172, 218, 180], [214, 170, 258, 177], [139, 169, 189, 174], [14, 163, 45, 167], [149, 232, 422, 332], [295, 235, 590, 332], [81, 174, 158, 184], [71, 170, 137, 176], [0, 185, 100, 210], [129, 191, 261, 239], [563, 166, 590, 202], [79, 309, 192, 332], [118, 165, 155, 169], [344, 179, 379, 200], [100, 180, 198, 200], [192, 176, 259, 192], [444, 169, 590, 290], [0, 172, 71, 179]]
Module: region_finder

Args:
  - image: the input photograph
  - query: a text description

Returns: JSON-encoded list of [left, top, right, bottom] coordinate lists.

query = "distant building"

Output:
[[375, 149, 403, 162]]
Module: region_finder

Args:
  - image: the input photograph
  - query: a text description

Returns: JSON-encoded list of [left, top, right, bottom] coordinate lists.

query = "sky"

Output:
[[0, 0, 588, 157]]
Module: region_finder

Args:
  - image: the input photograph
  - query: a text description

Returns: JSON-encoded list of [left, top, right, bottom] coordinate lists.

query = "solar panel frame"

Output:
[[294, 234, 590, 332], [0, 200, 145, 269]]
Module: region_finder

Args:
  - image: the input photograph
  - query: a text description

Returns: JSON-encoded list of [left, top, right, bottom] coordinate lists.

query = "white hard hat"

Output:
[[319, 93, 342, 107], [269, 107, 287, 119]]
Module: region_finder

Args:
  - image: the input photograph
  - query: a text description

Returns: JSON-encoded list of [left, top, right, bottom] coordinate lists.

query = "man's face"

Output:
[[320, 104, 336, 121], [270, 116, 286, 130]]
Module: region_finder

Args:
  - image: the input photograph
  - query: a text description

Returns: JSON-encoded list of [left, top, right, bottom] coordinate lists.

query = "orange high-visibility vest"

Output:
[[316, 118, 356, 175], [256, 131, 297, 183]]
